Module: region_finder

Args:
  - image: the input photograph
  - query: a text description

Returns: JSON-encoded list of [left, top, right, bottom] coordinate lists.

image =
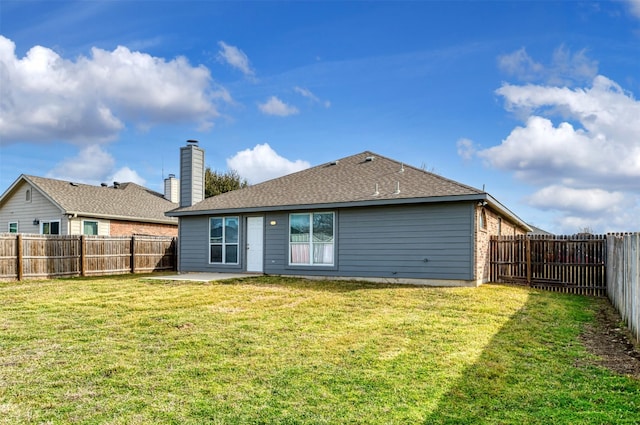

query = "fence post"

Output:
[[526, 238, 531, 285], [16, 234, 23, 281], [80, 235, 86, 277], [131, 235, 136, 274], [173, 237, 178, 271]]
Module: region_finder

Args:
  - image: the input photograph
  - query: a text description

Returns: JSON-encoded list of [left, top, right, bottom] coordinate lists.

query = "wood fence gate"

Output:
[[490, 235, 607, 296]]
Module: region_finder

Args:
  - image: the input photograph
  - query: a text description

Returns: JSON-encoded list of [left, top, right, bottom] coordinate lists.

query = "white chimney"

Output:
[[164, 174, 179, 203], [179, 140, 205, 208]]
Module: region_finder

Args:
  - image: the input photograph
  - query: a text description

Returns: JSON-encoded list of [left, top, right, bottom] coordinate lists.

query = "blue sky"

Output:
[[1, 0, 639, 234]]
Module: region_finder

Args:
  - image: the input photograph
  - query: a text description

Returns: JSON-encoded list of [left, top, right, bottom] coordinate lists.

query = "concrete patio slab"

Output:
[[145, 273, 257, 282]]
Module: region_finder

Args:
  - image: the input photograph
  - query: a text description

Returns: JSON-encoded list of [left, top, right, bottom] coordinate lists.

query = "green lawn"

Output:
[[0, 275, 638, 424]]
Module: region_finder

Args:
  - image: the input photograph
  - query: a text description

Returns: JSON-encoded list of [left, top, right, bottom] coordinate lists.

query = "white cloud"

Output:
[[46, 145, 146, 186], [217, 41, 254, 77], [456, 138, 477, 161], [258, 96, 299, 117], [550, 199, 640, 235], [0, 36, 226, 145], [527, 185, 626, 213], [47, 145, 115, 183], [481, 75, 640, 188], [498, 45, 598, 86], [294, 86, 331, 108], [226, 143, 310, 184], [111, 167, 146, 185], [497, 47, 544, 82], [479, 57, 640, 233], [627, 0, 640, 18]]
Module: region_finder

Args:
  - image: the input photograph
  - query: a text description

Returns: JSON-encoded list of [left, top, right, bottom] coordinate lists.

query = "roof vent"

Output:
[[373, 183, 379, 196], [113, 181, 120, 189], [399, 163, 405, 173], [394, 181, 401, 194], [70, 182, 79, 187], [329, 160, 339, 166], [186, 139, 199, 145], [365, 156, 375, 162], [101, 183, 108, 187]]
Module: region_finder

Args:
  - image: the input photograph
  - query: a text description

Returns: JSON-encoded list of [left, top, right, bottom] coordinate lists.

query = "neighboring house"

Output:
[[0, 174, 180, 236], [167, 141, 531, 286]]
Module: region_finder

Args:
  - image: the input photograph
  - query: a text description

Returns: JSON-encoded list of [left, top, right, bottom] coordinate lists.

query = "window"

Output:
[[289, 212, 334, 266], [209, 216, 239, 264], [8, 222, 18, 233], [479, 210, 487, 230], [26, 189, 31, 202], [42, 221, 60, 235], [83, 221, 98, 235], [497, 218, 502, 235]]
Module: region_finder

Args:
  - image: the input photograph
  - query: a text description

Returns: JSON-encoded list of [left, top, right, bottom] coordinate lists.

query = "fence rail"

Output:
[[490, 234, 607, 296], [0, 234, 176, 281], [606, 233, 640, 344]]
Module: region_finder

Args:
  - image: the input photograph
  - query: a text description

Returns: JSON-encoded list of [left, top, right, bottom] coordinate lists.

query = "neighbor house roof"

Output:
[[528, 225, 554, 235], [0, 175, 178, 225], [167, 151, 531, 231]]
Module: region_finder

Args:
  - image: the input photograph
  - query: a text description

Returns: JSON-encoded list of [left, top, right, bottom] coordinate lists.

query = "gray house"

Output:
[[167, 141, 531, 286]]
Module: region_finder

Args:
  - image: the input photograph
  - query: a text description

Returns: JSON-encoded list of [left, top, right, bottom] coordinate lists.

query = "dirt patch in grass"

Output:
[[580, 299, 640, 379]]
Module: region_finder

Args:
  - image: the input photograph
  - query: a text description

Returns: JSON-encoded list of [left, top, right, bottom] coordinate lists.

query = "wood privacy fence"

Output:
[[606, 233, 640, 344], [490, 234, 607, 296], [0, 234, 176, 281]]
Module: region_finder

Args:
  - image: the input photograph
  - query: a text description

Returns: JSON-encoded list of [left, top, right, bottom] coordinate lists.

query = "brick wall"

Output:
[[474, 206, 526, 285], [109, 220, 178, 237]]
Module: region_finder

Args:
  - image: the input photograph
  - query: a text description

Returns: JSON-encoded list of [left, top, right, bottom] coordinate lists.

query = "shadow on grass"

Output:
[[423, 289, 640, 424], [218, 274, 434, 293]]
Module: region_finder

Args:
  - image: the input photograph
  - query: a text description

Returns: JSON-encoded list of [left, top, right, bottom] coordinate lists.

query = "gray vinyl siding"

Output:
[[267, 203, 474, 280], [264, 212, 288, 273], [336, 203, 473, 279], [178, 202, 475, 280], [0, 181, 68, 234]]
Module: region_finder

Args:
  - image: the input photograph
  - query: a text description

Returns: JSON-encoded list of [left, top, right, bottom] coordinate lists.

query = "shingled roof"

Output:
[[1, 175, 178, 225], [169, 151, 486, 215]]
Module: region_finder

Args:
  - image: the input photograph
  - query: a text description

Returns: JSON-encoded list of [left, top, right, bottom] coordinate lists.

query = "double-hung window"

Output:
[[42, 221, 60, 235], [210, 217, 239, 264], [8, 222, 18, 233], [289, 212, 334, 266]]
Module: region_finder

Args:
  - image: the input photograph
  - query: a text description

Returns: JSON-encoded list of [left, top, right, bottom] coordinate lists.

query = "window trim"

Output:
[[209, 216, 239, 265], [41, 220, 61, 235], [288, 211, 335, 267], [479, 209, 487, 231], [8, 222, 18, 233], [83, 220, 99, 235]]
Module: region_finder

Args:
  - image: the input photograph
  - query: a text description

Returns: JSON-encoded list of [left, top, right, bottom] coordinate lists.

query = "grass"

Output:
[[0, 275, 638, 424]]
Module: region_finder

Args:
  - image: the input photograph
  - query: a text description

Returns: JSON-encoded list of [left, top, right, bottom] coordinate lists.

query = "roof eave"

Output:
[[166, 193, 489, 217], [484, 194, 532, 232]]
